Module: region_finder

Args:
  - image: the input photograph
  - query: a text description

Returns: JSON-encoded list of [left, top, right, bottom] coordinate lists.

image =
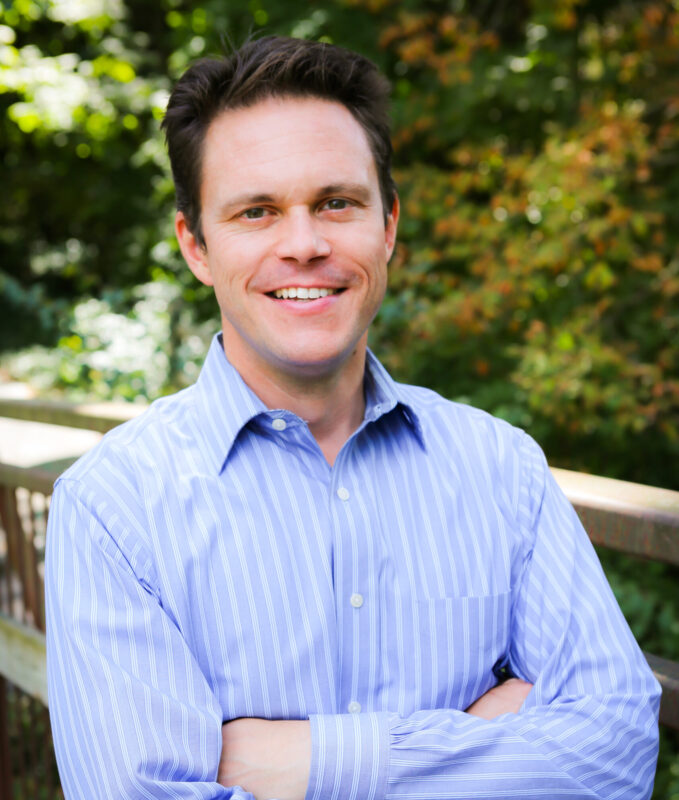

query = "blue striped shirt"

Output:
[[46, 334, 660, 799]]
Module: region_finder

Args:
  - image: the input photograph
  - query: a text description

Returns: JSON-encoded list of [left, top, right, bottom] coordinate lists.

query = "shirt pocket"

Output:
[[396, 592, 511, 713]]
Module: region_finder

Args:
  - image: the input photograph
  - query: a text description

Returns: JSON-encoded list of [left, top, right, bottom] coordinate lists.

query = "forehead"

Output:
[[200, 96, 378, 202]]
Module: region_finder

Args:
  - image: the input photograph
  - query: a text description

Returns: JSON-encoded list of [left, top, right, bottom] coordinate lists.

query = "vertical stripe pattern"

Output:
[[45, 335, 660, 799]]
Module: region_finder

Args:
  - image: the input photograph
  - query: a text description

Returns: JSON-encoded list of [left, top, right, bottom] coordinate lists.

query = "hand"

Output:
[[465, 678, 533, 720], [218, 718, 311, 800]]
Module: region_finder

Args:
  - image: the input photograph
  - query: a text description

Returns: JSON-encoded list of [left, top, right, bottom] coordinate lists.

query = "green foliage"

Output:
[[4, 281, 215, 400], [2, 0, 677, 491], [1, 2, 678, 793], [367, 0, 679, 491]]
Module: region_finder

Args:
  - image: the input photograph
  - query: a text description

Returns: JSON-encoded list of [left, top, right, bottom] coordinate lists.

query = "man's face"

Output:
[[176, 95, 398, 385]]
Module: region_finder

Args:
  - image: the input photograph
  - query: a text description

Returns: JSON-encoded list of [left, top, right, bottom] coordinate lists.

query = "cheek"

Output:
[[374, 267, 388, 306], [367, 242, 390, 289], [207, 237, 265, 291], [345, 228, 390, 276]]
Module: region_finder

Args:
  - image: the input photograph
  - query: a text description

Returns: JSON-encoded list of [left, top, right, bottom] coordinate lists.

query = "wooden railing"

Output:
[[0, 398, 142, 798], [1, 397, 678, 796]]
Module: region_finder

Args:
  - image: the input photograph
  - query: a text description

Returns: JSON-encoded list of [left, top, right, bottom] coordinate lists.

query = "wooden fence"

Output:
[[1, 397, 678, 797]]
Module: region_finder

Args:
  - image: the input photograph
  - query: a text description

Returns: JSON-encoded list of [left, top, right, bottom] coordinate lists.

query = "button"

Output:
[[272, 418, 287, 431], [347, 701, 361, 713], [337, 487, 350, 501], [350, 593, 364, 608]]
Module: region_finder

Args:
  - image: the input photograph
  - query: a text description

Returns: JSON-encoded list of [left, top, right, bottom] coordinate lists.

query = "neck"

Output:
[[221, 336, 367, 467]]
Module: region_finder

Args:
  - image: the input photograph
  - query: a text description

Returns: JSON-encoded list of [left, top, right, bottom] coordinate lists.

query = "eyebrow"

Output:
[[217, 193, 275, 215], [317, 183, 372, 203], [217, 183, 373, 215]]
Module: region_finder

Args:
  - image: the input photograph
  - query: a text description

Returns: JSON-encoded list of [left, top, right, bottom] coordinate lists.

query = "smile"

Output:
[[270, 287, 342, 300]]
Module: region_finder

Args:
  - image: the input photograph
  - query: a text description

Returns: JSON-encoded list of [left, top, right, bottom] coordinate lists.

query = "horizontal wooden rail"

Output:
[[552, 468, 679, 567], [0, 613, 48, 705], [0, 462, 62, 495], [0, 397, 144, 433]]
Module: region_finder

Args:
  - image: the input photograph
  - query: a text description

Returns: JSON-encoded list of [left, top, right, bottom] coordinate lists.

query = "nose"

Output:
[[274, 209, 331, 263]]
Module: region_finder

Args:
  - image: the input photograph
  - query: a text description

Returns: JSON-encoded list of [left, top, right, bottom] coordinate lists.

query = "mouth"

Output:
[[267, 287, 345, 302]]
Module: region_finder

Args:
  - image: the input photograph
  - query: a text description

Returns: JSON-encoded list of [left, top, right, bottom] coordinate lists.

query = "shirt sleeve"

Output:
[[306, 434, 660, 800], [46, 478, 253, 800]]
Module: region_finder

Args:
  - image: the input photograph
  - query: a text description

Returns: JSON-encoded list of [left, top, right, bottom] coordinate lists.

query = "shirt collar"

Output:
[[194, 334, 268, 474], [194, 334, 425, 474], [363, 349, 425, 447]]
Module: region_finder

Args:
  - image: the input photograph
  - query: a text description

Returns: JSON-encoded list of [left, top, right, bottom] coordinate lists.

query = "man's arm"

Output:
[[464, 676, 533, 719], [46, 478, 251, 799], [217, 438, 658, 800], [216, 679, 532, 799], [218, 719, 311, 800]]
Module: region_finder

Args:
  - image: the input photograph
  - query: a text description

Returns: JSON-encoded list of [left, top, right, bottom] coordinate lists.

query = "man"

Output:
[[46, 36, 660, 799]]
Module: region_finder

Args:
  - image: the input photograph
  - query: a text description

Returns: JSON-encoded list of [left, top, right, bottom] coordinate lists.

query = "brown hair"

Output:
[[162, 36, 395, 246]]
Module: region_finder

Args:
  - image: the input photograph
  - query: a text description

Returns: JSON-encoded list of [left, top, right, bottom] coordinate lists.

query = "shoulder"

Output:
[[399, 381, 530, 447], [396, 381, 548, 494], [54, 386, 199, 549], [59, 385, 196, 488], [50, 388, 198, 583]]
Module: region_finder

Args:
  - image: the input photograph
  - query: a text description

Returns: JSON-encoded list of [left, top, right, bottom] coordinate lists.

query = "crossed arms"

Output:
[[46, 463, 660, 799], [218, 678, 533, 799]]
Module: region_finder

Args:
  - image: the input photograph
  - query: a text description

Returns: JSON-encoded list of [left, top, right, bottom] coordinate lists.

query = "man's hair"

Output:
[[162, 36, 396, 246]]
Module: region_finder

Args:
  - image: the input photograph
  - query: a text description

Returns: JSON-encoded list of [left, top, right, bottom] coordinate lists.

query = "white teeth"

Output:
[[272, 287, 338, 300]]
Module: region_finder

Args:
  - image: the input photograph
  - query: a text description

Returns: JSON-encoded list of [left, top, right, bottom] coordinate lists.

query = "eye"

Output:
[[322, 198, 352, 211], [241, 207, 269, 220]]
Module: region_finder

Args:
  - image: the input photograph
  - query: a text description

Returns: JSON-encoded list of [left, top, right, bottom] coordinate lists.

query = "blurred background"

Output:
[[1, 0, 677, 795]]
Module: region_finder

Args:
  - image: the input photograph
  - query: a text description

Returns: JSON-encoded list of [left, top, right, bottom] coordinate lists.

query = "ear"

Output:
[[175, 211, 214, 287], [384, 194, 400, 261]]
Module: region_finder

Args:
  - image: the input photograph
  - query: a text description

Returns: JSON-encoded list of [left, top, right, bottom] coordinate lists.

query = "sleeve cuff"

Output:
[[306, 712, 390, 800]]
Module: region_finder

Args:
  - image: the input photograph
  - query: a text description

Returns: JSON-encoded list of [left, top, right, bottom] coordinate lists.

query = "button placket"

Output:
[[331, 463, 372, 720]]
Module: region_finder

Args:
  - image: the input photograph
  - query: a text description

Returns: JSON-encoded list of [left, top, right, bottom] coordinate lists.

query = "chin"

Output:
[[273, 346, 359, 378]]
